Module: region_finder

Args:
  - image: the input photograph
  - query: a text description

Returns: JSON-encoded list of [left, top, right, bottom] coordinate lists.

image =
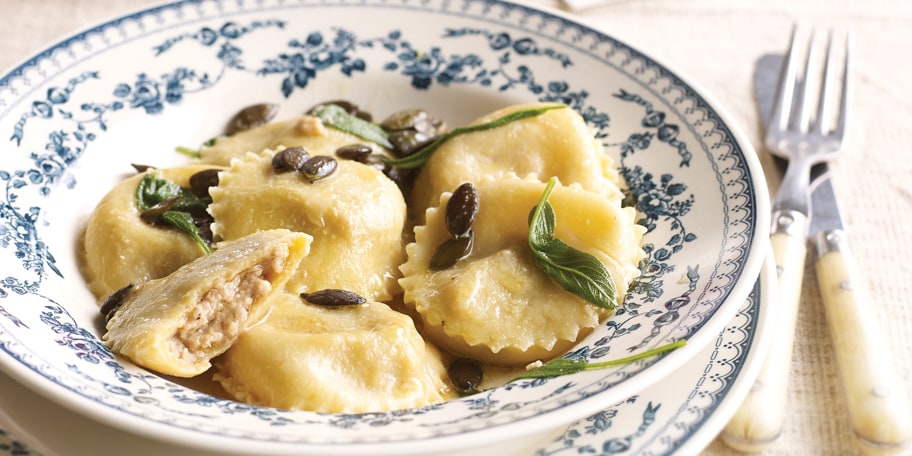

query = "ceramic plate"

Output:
[[0, 257, 772, 456], [0, 0, 768, 454]]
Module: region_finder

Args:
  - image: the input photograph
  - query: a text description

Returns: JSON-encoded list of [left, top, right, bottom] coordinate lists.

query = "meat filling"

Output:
[[171, 247, 287, 363]]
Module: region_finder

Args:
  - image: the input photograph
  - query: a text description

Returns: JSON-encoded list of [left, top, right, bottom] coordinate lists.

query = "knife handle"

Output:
[[814, 229, 912, 454], [721, 210, 807, 452]]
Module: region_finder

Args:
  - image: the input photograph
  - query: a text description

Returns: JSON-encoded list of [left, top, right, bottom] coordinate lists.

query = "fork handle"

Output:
[[814, 229, 912, 453], [721, 210, 807, 452]]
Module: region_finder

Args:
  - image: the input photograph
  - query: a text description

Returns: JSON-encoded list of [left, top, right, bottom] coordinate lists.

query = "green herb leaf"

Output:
[[136, 172, 181, 211], [160, 211, 212, 254], [515, 340, 686, 379], [135, 172, 212, 254], [171, 188, 212, 213], [175, 146, 202, 159], [310, 103, 394, 149], [528, 177, 617, 309], [384, 104, 567, 169]]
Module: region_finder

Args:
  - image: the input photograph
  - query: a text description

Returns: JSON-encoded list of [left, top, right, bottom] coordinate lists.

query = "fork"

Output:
[[723, 27, 843, 450], [724, 27, 912, 453]]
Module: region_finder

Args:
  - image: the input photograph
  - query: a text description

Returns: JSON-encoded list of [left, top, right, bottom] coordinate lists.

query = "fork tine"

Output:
[[813, 31, 835, 134], [792, 29, 818, 133], [833, 32, 852, 141], [768, 25, 800, 134]]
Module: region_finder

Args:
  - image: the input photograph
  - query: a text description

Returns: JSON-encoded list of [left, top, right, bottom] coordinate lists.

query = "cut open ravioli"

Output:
[[400, 176, 645, 366], [214, 292, 454, 413], [81, 165, 224, 300], [103, 229, 312, 377]]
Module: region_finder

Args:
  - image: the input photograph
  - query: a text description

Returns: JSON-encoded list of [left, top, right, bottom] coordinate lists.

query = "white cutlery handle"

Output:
[[814, 229, 912, 454], [721, 210, 807, 452]]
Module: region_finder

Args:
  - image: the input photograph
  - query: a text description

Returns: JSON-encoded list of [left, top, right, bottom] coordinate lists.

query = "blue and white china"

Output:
[[0, 1, 769, 454]]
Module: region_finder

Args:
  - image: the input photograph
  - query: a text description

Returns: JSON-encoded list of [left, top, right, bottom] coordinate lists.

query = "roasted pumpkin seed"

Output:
[[272, 147, 311, 172], [299, 155, 338, 182], [188, 168, 221, 197], [428, 231, 474, 270], [131, 163, 154, 173], [300, 289, 367, 307], [225, 103, 279, 135], [445, 182, 479, 238], [380, 108, 446, 156], [100, 283, 134, 323], [447, 358, 483, 393], [335, 144, 373, 162], [139, 195, 181, 223]]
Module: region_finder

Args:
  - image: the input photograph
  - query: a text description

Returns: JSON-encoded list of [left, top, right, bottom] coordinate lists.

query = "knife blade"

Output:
[[722, 53, 912, 453], [807, 166, 912, 452]]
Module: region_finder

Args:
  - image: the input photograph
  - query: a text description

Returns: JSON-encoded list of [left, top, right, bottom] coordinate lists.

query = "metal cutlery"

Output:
[[722, 27, 912, 453]]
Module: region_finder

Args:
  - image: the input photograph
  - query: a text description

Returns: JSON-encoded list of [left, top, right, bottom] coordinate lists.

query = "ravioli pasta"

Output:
[[81, 165, 222, 300], [199, 115, 391, 167], [82, 101, 646, 413], [103, 229, 311, 377], [399, 175, 644, 366], [208, 149, 406, 301], [409, 102, 624, 221], [214, 292, 452, 413]]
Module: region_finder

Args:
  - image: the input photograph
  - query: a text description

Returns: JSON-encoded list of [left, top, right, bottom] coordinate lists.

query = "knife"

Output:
[[809, 168, 912, 452], [722, 54, 912, 453]]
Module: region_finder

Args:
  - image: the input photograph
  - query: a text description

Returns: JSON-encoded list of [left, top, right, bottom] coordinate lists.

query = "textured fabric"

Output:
[[0, 0, 910, 455]]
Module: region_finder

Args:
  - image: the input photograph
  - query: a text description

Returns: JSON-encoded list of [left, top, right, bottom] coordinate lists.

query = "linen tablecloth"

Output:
[[1, 0, 910, 454]]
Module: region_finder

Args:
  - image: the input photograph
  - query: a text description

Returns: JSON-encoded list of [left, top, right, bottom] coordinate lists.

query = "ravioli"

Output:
[[408, 102, 623, 221], [199, 115, 390, 166], [399, 176, 645, 366], [213, 291, 454, 413], [81, 165, 223, 300], [103, 229, 312, 377], [208, 149, 406, 301]]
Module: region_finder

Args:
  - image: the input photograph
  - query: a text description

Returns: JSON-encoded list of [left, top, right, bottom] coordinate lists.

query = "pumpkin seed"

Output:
[[139, 195, 181, 223], [100, 283, 134, 323], [188, 168, 221, 197], [380, 109, 446, 157], [380, 108, 445, 132], [300, 289, 367, 307], [383, 166, 418, 193], [447, 358, 483, 393], [299, 155, 338, 182], [387, 130, 438, 156], [131, 163, 154, 173], [272, 147, 311, 172], [445, 182, 479, 239], [225, 103, 279, 135], [335, 144, 373, 162], [428, 231, 474, 270]]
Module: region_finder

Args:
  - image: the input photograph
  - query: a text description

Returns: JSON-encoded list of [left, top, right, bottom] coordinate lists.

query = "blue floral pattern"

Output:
[[0, 0, 764, 449]]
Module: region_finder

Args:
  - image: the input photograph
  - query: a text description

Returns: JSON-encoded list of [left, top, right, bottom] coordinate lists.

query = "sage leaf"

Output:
[[171, 188, 212, 213], [175, 146, 202, 159], [528, 177, 617, 309], [136, 171, 181, 211], [135, 172, 212, 254], [384, 104, 567, 169], [310, 103, 394, 149], [515, 340, 686, 379], [160, 211, 212, 254]]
